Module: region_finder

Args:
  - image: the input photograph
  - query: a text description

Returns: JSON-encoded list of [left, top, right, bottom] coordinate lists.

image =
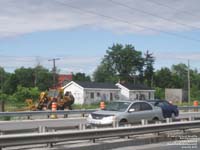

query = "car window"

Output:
[[155, 102, 165, 107], [105, 102, 131, 112], [140, 102, 152, 110], [129, 102, 141, 111]]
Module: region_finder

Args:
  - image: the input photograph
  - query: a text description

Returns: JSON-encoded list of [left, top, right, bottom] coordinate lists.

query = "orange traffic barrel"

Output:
[[52, 102, 57, 111], [51, 102, 57, 119], [193, 101, 198, 106], [100, 101, 105, 109]]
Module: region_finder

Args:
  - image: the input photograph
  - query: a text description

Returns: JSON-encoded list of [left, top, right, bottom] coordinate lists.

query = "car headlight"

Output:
[[88, 114, 92, 119], [103, 116, 115, 121]]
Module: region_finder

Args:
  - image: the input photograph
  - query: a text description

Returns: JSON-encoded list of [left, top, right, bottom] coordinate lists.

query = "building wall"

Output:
[[63, 83, 84, 104], [129, 91, 154, 100], [83, 89, 120, 104], [165, 88, 184, 103]]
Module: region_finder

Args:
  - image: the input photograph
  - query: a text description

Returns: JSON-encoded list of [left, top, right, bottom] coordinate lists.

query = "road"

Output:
[[0, 118, 86, 131], [0, 112, 200, 132]]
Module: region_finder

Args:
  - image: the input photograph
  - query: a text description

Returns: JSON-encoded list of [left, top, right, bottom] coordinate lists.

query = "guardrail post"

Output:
[[141, 119, 148, 125], [189, 116, 195, 121], [0, 130, 3, 135], [79, 124, 86, 130], [82, 113, 85, 117], [64, 114, 68, 118], [38, 126, 46, 133], [166, 118, 172, 123], [112, 117, 118, 128]]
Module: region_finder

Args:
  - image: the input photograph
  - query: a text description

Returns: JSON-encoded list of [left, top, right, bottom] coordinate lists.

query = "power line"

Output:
[[109, 0, 200, 30], [54, 0, 200, 43], [145, 0, 200, 18]]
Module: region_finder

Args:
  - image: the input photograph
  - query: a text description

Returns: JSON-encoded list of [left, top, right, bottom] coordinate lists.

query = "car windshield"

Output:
[[104, 101, 131, 112]]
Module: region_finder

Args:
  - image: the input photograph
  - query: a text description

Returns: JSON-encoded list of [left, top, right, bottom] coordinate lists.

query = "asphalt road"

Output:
[[0, 112, 200, 132], [0, 117, 86, 131]]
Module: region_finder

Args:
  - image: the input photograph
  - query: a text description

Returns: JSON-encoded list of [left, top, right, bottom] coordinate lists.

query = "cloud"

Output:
[[0, 0, 200, 37], [154, 52, 200, 70]]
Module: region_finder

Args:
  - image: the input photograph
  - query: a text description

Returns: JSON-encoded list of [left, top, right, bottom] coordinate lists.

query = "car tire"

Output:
[[152, 117, 159, 124], [119, 119, 128, 126]]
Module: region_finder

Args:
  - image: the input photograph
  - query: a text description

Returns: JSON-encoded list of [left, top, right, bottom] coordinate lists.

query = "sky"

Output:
[[0, 0, 200, 75]]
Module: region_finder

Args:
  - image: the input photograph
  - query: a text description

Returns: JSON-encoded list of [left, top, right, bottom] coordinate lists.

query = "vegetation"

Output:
[[0, 43, 200, 109]]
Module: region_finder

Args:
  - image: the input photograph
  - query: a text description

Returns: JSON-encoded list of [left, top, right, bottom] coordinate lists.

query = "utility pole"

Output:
[[48, 58, 60, 88], [187, 59, 190, 105]]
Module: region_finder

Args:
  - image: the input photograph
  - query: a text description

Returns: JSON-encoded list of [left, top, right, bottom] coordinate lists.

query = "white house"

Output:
[[116, 83, 155, 100], [63, 81, 120, 105]]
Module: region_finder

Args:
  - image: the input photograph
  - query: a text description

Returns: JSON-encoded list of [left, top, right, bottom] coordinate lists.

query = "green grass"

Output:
[[72, 103, 100, 109]]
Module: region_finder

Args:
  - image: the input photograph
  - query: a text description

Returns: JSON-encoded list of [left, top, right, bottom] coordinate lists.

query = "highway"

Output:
[[0, 112, 200, 150], [0, 112, 200, 132]]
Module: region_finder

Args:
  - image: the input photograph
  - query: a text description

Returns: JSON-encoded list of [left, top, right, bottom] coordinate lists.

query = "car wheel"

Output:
[[119, 119, 128, 126], [152, 117, 160, 124]]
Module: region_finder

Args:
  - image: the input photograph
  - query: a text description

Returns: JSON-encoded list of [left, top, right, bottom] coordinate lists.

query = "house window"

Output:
[[97, 92, 100, 97], [90, 93, 94, 99], [136, 94, 139, 100], [148, 92, 151, 100], [110, 93, 113, 101]]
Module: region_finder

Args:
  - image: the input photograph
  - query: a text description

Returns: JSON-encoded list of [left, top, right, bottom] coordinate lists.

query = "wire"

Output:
[[109, 0, 200, 30], [145, 0, 200, 18], [54, 0, 200, 43]]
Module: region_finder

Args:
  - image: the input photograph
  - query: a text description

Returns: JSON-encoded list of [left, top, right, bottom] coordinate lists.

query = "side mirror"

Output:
[[129, 108, 135, 112]]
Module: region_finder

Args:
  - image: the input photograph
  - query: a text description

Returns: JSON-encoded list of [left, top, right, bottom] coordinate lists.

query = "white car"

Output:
[[87, 100, 164, 125]]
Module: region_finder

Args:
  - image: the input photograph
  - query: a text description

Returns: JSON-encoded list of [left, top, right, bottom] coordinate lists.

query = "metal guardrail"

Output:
[[0, 120, 200, 149], [0, 109, 96, 118], [178, 106, 200, 111], [0, 106, 199, 119]]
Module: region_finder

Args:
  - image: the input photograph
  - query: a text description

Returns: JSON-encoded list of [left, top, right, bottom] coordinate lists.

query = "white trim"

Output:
[[115, 83, 130, 91], [62, 81, 84, 90], [84, 88, 120, 91]]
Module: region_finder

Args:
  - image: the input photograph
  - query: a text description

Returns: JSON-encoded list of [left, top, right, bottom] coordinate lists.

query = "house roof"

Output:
[[119, 83, 154, 90], [74, 81, 119, 89]]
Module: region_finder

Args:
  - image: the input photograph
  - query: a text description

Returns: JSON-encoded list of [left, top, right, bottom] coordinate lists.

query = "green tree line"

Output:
[[1, 43, 200, 105]]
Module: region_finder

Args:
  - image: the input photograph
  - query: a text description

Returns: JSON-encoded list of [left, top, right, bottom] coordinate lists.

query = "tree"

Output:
[[93, 43, 145, 83], [154, 67, 173, 88], [72, 72, 91, 82], [144, 50, 155, 87], [3, 73, 18, 94], [0, 67, 8, 92], [14, 67, 35, 87], [93, 63, 117, 83], [33, 65, 53, 91]]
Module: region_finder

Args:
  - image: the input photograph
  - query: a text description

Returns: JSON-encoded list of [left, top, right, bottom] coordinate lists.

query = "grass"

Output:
[[72, 103, 100, 109]]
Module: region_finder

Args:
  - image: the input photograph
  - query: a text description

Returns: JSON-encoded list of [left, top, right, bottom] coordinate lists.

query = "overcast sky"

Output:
[[0, 0, 200, 74]]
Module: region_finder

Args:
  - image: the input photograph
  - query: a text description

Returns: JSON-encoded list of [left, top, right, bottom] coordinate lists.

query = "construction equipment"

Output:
[[36, 89, 74, 111]]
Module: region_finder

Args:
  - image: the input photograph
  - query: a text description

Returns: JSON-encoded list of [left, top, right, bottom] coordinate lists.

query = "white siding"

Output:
[[129, 91, 155, 100], [84, 89, 120, 104], [63, 83, 84, 105]]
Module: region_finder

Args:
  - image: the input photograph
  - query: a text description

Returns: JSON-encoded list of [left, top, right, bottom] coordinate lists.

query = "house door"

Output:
[[110, 93, 113, 101]]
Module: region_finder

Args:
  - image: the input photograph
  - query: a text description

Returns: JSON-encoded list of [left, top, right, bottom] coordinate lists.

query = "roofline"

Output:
[[129, 90, 155, 92], [84, 88, 120, 91], [115, 83, 130, 91], [62, 81, 84, 90]]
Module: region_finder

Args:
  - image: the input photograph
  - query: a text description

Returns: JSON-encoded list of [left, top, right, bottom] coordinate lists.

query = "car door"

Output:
[[139, 102, 154, 120], [127, 102, 153, 123], [126, 102, 142, 123]]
